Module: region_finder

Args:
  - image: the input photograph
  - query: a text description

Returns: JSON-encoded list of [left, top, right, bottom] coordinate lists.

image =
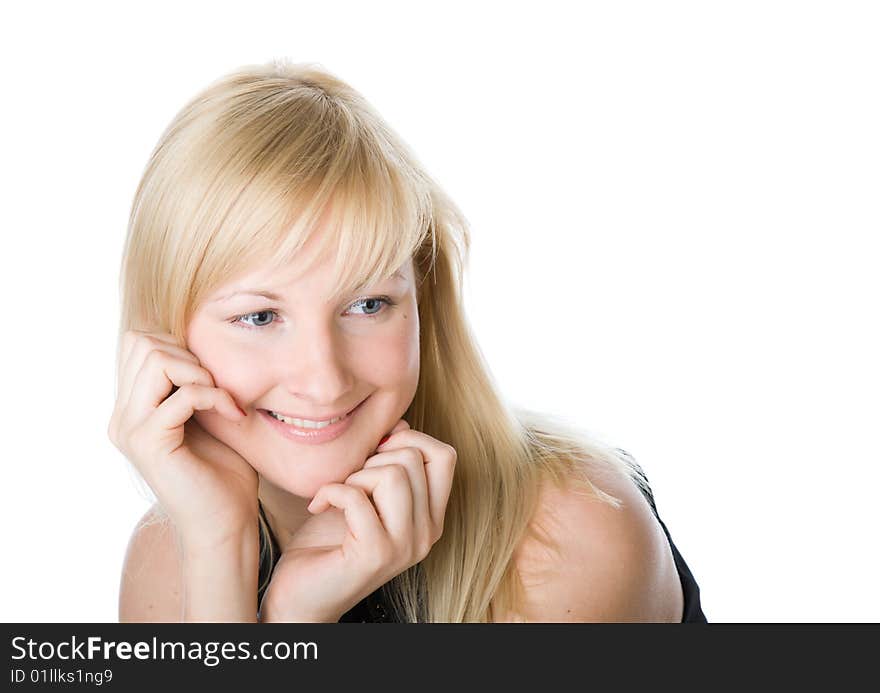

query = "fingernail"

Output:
[[378, 434, 391, 446]]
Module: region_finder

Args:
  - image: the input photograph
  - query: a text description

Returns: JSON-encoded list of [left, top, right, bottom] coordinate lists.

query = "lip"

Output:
[[263, 402, 359, 422], [258, 397, 367, 445]]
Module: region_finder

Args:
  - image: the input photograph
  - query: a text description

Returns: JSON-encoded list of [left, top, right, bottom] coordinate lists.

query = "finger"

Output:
[[119, 331, 194, 381], [118, 330, 146, 378], [123, 352, 239, 432], [146, 383, 244, 434], [362, 448, 428, 537], [344, 465, 414, 542], [119, 334, 202, 410], [112, 347, 209, 443], [377, 430, 456, 531], [307, 483, 386, 545], [120, 338, 202, 405], [123, 349, 214, 421]]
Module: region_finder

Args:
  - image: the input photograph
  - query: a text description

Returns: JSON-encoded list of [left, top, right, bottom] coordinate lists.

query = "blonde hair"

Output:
[[117, 59, 646, 621]]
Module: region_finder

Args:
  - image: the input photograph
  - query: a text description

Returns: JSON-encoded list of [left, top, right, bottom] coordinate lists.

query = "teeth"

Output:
[[267, 410, 345, 428]]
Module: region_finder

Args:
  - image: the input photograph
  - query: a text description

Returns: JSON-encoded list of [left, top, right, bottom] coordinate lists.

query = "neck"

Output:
[[257, 476, 348, 551]]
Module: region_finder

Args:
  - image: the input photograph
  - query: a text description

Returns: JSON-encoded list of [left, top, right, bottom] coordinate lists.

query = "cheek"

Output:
[[206, 353, 262, 398], [187, 329, 264, 401], [186, 344, 260, 449], [356, 318, 420, 386]]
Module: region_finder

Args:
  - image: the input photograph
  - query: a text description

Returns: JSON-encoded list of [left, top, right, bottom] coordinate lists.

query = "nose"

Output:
[[276, 318, 356, 407]]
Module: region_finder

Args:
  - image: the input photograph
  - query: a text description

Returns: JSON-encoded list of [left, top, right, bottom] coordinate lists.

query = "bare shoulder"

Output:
[[118, 504, 183, 622], [497, 460, 684, 622]]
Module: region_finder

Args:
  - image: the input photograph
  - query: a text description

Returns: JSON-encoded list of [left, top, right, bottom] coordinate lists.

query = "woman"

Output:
[[110, 59, 707, 622]]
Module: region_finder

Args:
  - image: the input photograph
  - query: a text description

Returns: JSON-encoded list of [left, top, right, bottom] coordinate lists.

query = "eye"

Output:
[[233, 310, 278, 329], [230, 296, 395, 331], [348, 296, 395, 317]]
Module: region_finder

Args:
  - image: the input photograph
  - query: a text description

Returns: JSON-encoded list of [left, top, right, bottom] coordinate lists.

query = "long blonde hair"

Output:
[[117, 59, 646, 621]]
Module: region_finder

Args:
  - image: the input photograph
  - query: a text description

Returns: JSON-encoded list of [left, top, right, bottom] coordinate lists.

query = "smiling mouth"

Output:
[[265, 410, 348, 428], [258, 397, 367, 428]]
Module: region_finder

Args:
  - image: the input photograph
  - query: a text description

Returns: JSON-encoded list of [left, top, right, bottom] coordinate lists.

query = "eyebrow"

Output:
[[210, 270, 408, 303]]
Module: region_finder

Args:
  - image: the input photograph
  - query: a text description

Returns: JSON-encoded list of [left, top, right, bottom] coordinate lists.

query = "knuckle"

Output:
[[136, 334, 156, 351], [347, 485, 368, 503], [387, 464, 409, 483], [404, 447, 423, 464], [318, 483, 339, 498], [176, 382, 198, 397], [144, 348, 168, 368]]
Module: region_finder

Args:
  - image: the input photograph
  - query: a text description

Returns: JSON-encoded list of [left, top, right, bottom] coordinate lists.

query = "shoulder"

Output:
[[118, 504, 183, 622], [497, 461, 684, 622]]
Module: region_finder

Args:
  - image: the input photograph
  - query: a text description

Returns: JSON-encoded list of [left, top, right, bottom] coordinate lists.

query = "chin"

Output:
[[256, 455, 364, 499], [255, 430, 383, 495]]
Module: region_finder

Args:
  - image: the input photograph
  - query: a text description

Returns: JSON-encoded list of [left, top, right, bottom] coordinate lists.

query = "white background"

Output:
[[1, 1, 877, 622]]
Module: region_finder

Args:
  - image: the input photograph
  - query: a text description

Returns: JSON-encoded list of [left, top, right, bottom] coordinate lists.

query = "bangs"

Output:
[[269, 150, 435, 305], [186, 75, 436, 313]]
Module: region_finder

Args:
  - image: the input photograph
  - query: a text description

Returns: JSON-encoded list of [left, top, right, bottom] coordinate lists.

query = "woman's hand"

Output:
[[259, 419, 457, 622], [107, 330, 259, 551]]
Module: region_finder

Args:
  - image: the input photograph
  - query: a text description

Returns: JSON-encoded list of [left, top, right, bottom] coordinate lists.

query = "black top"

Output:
[[617, 450, 707, 623], [257, 451, 707, 623]]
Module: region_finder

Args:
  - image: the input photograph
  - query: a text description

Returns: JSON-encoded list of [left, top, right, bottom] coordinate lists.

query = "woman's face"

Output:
[[185, 237, 420, 499]]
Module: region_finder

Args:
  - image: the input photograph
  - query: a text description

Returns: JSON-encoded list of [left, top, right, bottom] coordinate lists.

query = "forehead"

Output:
[[230, 233, 336, 288], [210, 239, 413, 302], [202, 185, 424, 308]]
